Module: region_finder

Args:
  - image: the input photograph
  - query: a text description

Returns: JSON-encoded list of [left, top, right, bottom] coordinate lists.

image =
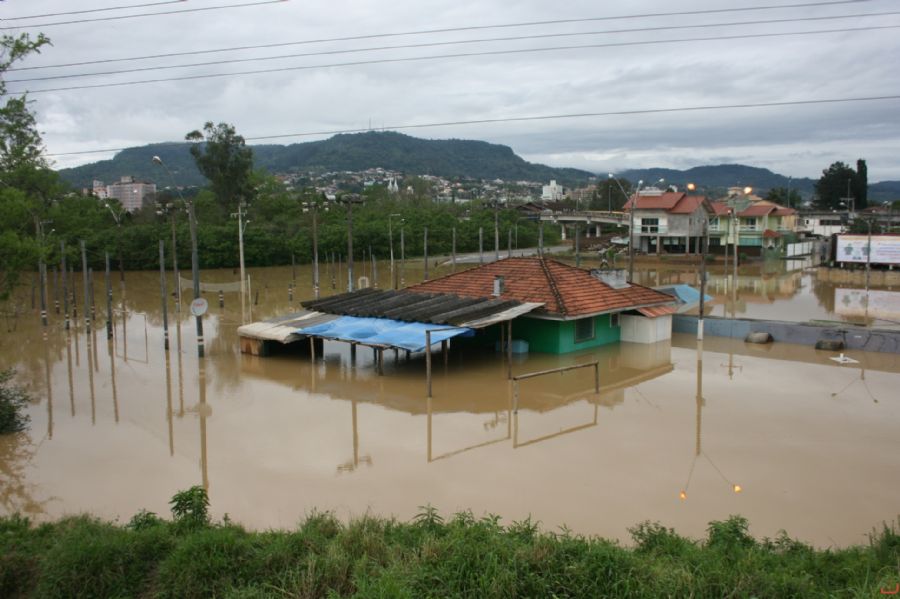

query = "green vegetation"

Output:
[[58, 131, 594, 190], [0, 369, 30, 434], [1, 486, 897, 598], [814, 160, 869, 211]]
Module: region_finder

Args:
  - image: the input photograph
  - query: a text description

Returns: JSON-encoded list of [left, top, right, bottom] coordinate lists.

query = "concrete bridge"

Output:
[[538, 210, 630, 240]]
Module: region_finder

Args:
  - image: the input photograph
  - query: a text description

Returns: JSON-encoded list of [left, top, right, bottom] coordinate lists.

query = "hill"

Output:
[[57, 132, 594, 189], [617, 164, 817, 197]]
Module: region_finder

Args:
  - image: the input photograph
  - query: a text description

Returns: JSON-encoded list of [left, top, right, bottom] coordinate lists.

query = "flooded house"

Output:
[[238, 257, 677, 360]]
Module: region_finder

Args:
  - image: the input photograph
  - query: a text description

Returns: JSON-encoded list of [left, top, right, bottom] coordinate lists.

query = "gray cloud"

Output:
[[6, 0, 900, 181]]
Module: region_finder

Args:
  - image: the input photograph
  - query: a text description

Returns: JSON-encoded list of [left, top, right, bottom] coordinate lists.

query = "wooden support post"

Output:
[[378, 348, 384, 375], [425, 330, 432, 399], [105, 253, 113, 340], [513, 380, 519, 413], [350, 342, 357, 363], [507, 320, 512, 380], [594, 362, 600, 394], [81, 240, 90, 331], [309, 336, 316, 362], [159, 241, 169, 351], [61, 242, 69, 331], [423, 226, 429, 281], [441, 339, 448, 367]]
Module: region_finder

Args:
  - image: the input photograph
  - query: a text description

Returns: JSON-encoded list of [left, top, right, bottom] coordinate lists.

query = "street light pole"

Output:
[[153, 156, 204, 357], [609, 176, 642, 283]]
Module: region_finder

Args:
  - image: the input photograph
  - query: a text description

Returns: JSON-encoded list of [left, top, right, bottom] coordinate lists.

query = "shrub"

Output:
[[169, 485, 210, 529], [0, 369, 30, 434]]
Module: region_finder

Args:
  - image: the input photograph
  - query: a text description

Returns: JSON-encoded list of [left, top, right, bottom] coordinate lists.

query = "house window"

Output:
[[575, 317, 595, 342], [610, 313, 620, 327], [742, 217, 759, 231], [641, 218, 660, 234]]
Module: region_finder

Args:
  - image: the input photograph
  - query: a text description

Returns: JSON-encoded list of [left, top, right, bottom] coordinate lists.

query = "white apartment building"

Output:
[[105, 176, 157, 212]]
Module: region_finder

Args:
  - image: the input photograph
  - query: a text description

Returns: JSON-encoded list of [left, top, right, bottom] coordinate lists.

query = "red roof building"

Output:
[[407, 257, 676, 353]]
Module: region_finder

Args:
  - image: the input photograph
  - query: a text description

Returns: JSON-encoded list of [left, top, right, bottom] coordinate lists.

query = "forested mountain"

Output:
[[57, 132, 594, 189], [57, 132, 899, 202], [618, 165, 817, 197]]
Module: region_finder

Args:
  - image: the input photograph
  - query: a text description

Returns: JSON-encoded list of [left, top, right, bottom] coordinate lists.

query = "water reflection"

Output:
[[1, 263, 899, 547], [679, 341, 742, 502]]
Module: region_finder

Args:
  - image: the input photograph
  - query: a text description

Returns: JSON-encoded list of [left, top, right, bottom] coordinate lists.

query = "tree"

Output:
[[764, 187, 802, 208], [0, 33, 53, 302], [813, 162, 857, 210], [590, 178, 632, 211], [185, 122, 254, 212], [855, 159, 868, 210]]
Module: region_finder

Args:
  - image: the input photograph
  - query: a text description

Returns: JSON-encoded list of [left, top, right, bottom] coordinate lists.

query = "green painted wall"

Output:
[[514, 314, 620, 354]]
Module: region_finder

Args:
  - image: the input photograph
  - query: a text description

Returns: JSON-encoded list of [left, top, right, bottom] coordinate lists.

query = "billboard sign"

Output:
[[836, 235, 900, 265]]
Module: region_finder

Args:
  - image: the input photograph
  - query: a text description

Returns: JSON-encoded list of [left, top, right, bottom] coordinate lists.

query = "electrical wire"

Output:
[[8, 11, 897, 84], [8, 24, 899, 95], [6, 0, 876, 70], [42, 94, 900, 158], [2, 1, 187, 21], [0, 0, 289, 30]]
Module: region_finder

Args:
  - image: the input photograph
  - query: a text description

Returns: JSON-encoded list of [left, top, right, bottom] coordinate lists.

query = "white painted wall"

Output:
[[620, 314, 673, 344]]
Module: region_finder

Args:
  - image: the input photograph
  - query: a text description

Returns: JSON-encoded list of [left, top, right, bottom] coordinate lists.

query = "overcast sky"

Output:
[[3, 0, 899, 181]]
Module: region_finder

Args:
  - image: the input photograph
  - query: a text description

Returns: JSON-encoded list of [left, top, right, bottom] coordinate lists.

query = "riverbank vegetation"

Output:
[[1, 486, 897, 598], [0, 369, 29, 434]]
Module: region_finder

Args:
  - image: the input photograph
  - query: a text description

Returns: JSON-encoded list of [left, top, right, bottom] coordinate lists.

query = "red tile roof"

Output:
[[623, 192, 685, 211], [762, 229, 782, 238], [669, 195, 709, 214], [772, 207, 797, 216], [623, 192, 710, 215], [737, 203, 776, 217], [637, 305, 678, 318], [710, 202, 733, 216], [407, 257, 674, 318]]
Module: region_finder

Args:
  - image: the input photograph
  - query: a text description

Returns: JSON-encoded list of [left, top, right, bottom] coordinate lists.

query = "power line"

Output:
[[7, 0, 874, 69], [8, 24, 899, 95], [0, 0, 289, 30], [44, 94, 900, 158], [3, 1, 187, 21], [9, 11, 897, 84]]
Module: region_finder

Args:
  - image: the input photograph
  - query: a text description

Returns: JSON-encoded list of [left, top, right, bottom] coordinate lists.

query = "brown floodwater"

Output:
[[1, 257, 898, 548]]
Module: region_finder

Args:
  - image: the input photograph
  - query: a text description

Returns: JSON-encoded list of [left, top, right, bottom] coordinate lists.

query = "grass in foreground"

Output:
[[0, 487, 897, 598]]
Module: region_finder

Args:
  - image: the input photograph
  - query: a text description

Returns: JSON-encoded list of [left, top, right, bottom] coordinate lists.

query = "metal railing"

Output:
[[511, 361, 599, 412]]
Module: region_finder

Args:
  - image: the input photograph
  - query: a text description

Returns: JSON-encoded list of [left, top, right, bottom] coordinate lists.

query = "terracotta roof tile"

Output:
[[738, 204, 776, 217], [668, 195, 709, 214], [623, 192, 685, 211], [406, 257, 674, 318]]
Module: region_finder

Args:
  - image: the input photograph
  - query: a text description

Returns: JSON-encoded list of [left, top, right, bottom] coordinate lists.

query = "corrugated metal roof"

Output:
[[301, 289, 540, 327], [237, 310, 340, 343], [298, 316, 474, 352]]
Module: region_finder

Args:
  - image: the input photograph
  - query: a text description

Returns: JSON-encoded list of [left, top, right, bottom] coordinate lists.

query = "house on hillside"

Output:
[[622, 189, 715, 255], [408, 257, 676, 352]]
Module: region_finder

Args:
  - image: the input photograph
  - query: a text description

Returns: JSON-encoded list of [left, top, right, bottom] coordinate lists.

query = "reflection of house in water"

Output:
[[240, 340, 673, 464]]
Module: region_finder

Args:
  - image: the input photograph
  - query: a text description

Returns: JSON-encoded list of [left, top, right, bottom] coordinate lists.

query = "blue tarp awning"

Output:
[[656, 284, 713, 305], [298, 316, 475, 352]]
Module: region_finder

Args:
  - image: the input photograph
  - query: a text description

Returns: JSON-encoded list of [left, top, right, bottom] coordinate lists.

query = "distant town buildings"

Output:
[[541, 180, 565, 201], [87, 176, 157, 212]]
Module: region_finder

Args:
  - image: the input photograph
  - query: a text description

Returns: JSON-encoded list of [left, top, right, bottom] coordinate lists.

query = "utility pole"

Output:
[[312, 203, 320, 298], [236, 201, 248, 324], [154, 156, 202, 356], [494, 201, 499, 261]]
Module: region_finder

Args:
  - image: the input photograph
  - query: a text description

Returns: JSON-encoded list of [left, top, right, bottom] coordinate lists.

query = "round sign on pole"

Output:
[[190, 297, 209, 317]]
